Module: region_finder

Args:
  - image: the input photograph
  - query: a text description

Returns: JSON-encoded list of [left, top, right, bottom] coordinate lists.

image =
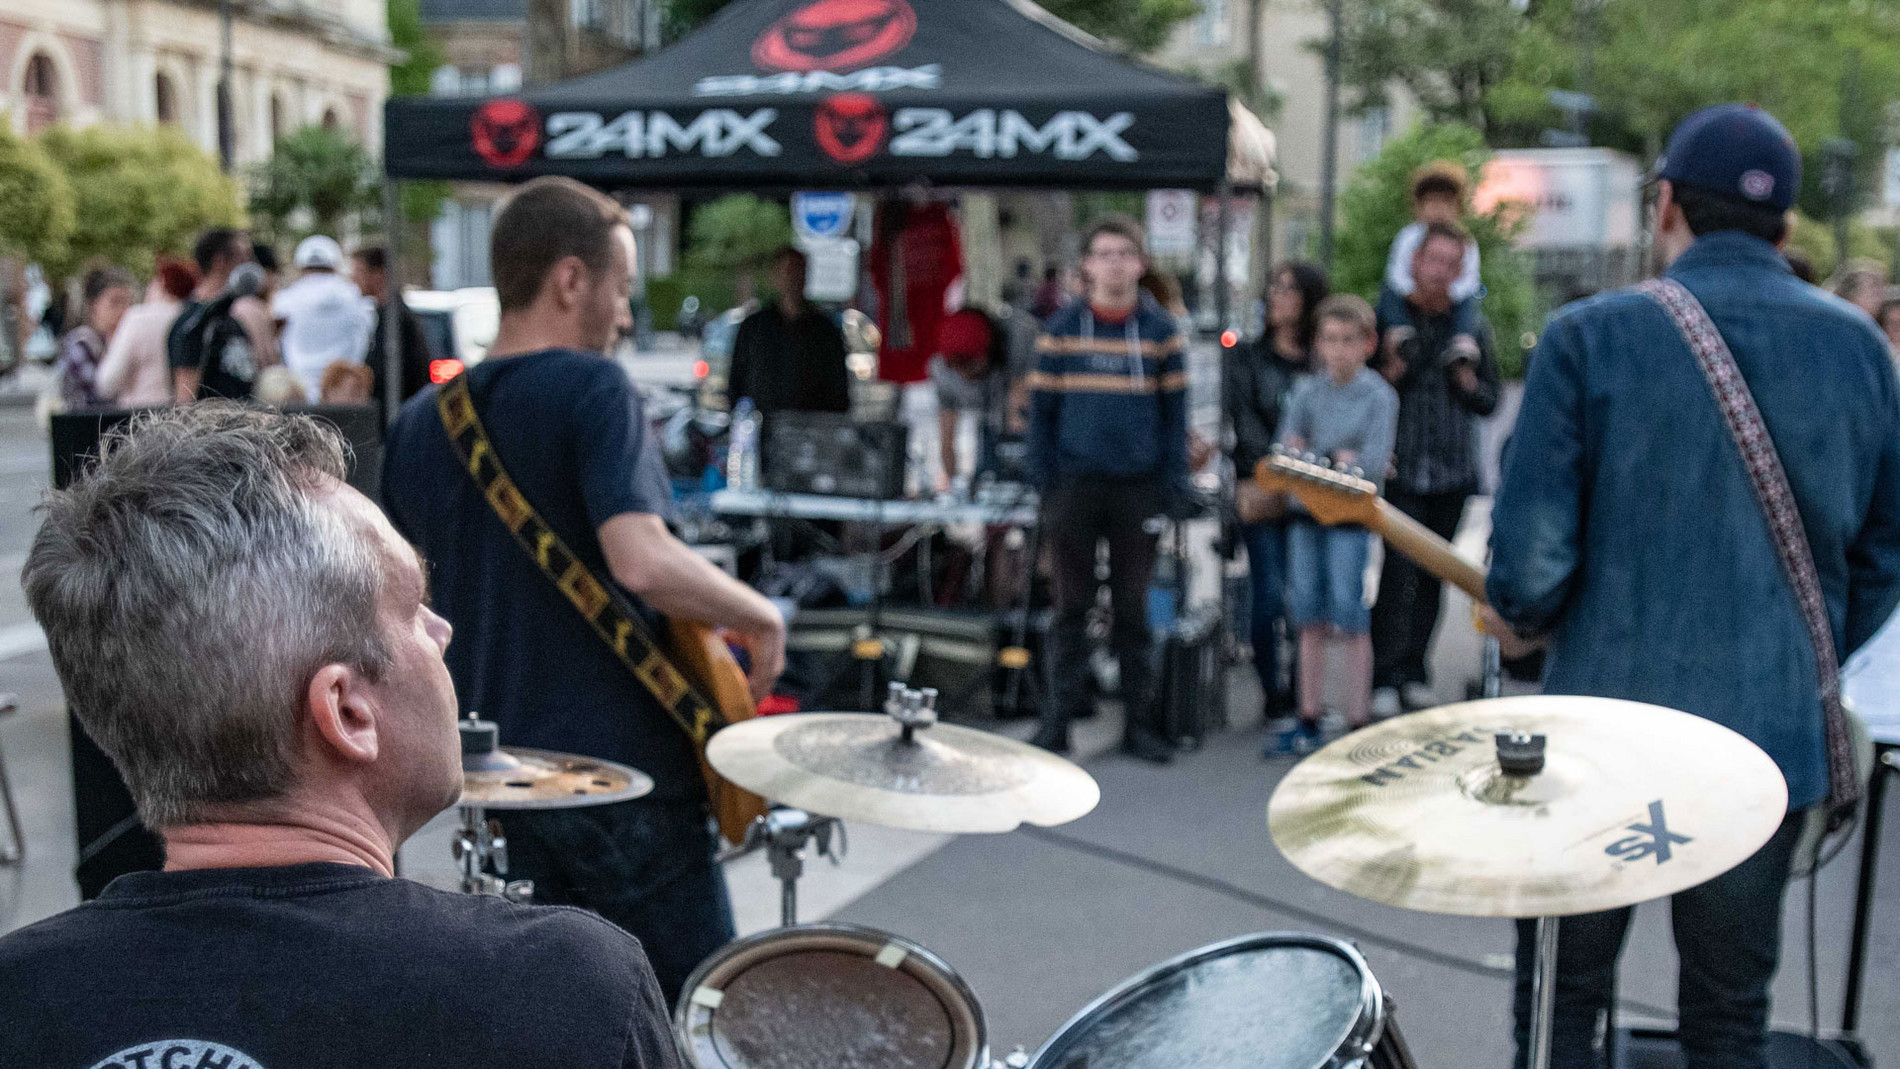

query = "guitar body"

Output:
[[665, 619, 770, 846]]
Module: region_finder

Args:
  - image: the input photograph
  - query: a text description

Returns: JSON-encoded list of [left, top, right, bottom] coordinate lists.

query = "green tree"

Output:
[[388, 0, 446, 97], [1331, 0, 1527, 135], [686, 194, 794, 270], [250, 126, 381, 244], [37, 123, 241, 283], [1333, 123, 1537, 375], [0, 122, 75, 267], [663, 0, 1201, 54]]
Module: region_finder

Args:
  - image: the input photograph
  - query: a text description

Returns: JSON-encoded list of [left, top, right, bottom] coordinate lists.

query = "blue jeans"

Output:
[[500, 798, 736, 1007], [1511, 809, 1804, 1069], [1241, 520, 1288, 699], [1286, 520, 1372, 633]]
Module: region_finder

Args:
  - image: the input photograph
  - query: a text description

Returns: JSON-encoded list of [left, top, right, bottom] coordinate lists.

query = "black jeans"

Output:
[[1511, 810, 1805, 1069], [500, 798, 736, 1007], [1043, 476, 1164, 735], [1371, 488, 1469, 690]]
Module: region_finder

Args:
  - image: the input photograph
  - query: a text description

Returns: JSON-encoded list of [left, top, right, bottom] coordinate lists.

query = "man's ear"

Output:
[[305, 663, 379, 765]]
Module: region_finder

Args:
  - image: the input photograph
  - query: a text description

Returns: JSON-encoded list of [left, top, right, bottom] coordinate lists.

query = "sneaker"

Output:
[[1269, 718, 1324, 757], [1371, 687, 1402, 719], [1120, 725, 1175, 764], [1028, 723, 1071, 754], [1400, 682, 1436, 710]]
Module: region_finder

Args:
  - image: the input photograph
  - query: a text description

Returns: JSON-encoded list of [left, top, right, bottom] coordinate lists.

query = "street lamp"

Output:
[[1318, 0, 1342, 270], [217, 0, 235, 173]]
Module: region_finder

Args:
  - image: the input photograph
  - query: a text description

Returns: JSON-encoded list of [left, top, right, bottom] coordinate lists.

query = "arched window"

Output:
[[269, 94, 285, 143], [154, 72, 178, 124], [321, 107, 339, 132], [23, 52, 59, 132]]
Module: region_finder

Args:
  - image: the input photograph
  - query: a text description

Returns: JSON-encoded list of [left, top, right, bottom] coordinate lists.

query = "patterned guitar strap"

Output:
[[435, 373, 726, 753], [1640, 278, 1860, 828]]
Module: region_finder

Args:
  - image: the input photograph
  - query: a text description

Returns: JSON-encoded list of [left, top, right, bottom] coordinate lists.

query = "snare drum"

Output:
[[675, 923, 989, 1069], [1027, 932, 1407, 1069]]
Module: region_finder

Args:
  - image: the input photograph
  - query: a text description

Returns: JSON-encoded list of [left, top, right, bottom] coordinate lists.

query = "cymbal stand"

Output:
[[453, 803, 535, 902], [718, 807, 846, 926], [1497, 727, 1557, 1069]]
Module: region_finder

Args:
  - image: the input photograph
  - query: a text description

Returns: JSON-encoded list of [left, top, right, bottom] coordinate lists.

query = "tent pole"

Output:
[[1214, 182, 1232, 332], [382, 179, 404, 427]]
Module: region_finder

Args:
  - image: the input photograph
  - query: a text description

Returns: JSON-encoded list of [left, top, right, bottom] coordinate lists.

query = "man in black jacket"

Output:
[[353, 245, 437, 419], [726, 246, 851, 415], [1371, 223, 1500, 716]]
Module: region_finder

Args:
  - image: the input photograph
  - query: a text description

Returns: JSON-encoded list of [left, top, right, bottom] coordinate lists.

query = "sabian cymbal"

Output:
[[1267, 696, 1788, 918], [706, 714, 1100, 833], [461, 747, 654, 810]]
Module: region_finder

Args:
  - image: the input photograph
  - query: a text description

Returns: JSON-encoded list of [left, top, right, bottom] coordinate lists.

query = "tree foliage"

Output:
[[37, 123, 241, 282], [388, 0, 446, 98], [686, 194, 793, 269], [0, 121, 75, 267], [1333, 0, 1525, 134], [663, 0, 1201, 54], [249, 126, 381, 243], [1333, 122, 1537, 375]]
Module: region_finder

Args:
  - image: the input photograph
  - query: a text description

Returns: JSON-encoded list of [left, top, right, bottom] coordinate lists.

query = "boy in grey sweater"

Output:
[[1272, 294, 1399, 754]]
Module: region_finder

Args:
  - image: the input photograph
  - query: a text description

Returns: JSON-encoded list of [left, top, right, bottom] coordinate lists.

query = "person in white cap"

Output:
[[272, 235, 373, 403]]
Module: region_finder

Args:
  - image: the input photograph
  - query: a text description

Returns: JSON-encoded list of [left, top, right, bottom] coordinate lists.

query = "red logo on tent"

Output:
[[471, 99, 540, 168], [754, 0, 918, 73], [814, 93, 888, 165]]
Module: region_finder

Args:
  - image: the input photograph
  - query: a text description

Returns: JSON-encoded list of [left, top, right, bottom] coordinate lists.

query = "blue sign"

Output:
[[792, 192, 856, 240]]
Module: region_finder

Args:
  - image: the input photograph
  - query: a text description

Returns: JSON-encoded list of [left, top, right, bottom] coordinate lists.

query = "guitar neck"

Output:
[[1368, 500, 1490, 604]]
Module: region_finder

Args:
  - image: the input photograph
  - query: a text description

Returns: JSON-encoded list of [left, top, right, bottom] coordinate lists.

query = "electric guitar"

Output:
[[1253, 450, 1489, 604], [664, 619, 770, 846]]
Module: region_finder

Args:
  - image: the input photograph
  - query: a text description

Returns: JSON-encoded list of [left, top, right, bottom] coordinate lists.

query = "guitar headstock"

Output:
[[1254, 449, 1379, 527]]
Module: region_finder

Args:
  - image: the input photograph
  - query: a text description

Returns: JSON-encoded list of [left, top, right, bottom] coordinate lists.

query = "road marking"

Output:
[[0, 624, 46, 662]]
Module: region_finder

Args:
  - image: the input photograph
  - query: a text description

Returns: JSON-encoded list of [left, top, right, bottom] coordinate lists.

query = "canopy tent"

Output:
[[383, 0, 1275, 192]]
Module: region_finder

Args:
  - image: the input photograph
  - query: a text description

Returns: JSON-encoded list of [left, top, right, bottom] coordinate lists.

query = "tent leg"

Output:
[[1214, 182, 1232, 332], [383, 180, 404, 426]]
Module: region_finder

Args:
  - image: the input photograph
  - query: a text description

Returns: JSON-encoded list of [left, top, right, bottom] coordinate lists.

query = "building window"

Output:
[[321, 107, 340, 132], [270, 95, 285, 142], [1356, 106, 1392, 163], [23, 52, 59, 133], [155, 73, 178, 124], [1196, 0, 1230, 47]]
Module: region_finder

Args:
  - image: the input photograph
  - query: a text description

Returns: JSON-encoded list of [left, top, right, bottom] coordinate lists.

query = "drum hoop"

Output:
[[1025, 931, 1385, 1069], [672, 921, 989, 1069]]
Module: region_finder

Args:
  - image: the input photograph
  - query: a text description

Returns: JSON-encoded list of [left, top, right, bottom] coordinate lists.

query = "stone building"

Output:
[[0, 0, 396, 163]]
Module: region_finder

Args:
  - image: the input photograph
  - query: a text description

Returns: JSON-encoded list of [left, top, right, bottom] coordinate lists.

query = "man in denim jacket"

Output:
[[1486, 104, 1900, 1069]]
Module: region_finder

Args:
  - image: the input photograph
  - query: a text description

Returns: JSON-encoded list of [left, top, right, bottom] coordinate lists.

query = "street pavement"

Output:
[[0, 398, 1893, 1065]]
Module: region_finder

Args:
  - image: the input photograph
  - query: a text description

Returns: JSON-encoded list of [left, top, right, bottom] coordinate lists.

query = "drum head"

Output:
[[1029, 933, 1383, 1069], [675, 923, 988, 1069]]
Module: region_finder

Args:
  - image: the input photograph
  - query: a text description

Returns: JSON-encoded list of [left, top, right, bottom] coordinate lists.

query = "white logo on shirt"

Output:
[[89, 1040, 265, 1069]]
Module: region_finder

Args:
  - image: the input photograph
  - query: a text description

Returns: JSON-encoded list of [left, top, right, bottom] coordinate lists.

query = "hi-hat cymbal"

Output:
[[1268, 696, 1788, 918], [706, 714, 1100, 833], [461, 747, 654, 810]]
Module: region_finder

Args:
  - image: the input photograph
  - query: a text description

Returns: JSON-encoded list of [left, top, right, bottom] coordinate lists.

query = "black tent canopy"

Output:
[[383, 0, 1274, 191]]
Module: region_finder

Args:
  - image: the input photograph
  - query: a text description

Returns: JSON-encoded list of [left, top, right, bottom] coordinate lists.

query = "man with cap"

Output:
[[273, 234, 374, 403], [1484, 104, 1900, 1069]]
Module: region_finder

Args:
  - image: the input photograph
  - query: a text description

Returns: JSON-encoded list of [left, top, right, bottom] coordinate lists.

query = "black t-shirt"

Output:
[[368, 298, 437, 421], [726, 305, 851, 415], [166, 296, 258, 400], [383, 350, 702, 799], [0, 863, 680, 1068]]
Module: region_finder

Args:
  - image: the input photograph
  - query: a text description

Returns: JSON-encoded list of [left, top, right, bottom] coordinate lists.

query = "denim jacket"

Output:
[[1488, 232, 1900, 809]]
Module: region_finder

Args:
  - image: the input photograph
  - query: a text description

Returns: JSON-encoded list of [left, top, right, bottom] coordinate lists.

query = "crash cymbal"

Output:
[[1268, 696, 1787, 918], [461, 747, 654, 810], [706, 713, 1100, 833]]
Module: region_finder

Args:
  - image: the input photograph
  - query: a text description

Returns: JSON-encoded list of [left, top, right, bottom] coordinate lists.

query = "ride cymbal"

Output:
[[1267, 696, 1788, 918], [706, 713, 1100, 833], [461, 747, 654, 810]]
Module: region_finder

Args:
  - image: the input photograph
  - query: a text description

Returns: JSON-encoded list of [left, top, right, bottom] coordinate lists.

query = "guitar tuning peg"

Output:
[[1350, 466, 1365, 479]]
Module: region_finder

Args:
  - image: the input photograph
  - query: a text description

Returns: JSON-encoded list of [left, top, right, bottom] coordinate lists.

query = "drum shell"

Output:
[[1026, 931, 1385, 1069], [674, 922, 988, 1069]]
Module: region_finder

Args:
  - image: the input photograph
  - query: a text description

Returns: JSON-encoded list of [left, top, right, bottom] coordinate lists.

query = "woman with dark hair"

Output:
[[1226, 260, 1326, 736], [56, 267, 137, 410]]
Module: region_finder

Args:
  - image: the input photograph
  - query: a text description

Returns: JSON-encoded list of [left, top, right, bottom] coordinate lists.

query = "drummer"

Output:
[[1485, 104, 1900, 1069], [3, 405, 681, 1068]]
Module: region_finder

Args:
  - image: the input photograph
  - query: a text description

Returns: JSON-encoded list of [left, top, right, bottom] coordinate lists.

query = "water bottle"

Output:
[[727, 399, 761, 491]]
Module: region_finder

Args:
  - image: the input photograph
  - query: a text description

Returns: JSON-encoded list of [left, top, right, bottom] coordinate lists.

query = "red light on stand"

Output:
[[429, 359, 465, 384], [693, 359, 711, 379], [1221, 329, 1240, 348]]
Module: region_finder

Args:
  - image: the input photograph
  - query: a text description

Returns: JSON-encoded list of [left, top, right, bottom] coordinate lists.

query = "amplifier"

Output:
[[763, 413, 908, 500]]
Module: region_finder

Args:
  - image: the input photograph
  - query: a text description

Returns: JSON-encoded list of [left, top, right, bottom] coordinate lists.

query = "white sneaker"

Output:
[[1371, 687, 1402, 719], [1401, 682, 1436, 710]]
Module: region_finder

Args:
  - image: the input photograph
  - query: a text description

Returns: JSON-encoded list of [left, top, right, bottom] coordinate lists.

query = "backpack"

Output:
[[167, 294, 257, 400]]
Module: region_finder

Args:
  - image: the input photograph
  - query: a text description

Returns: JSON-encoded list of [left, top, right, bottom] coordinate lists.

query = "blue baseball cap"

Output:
[[1656, 104, 1801, 211]]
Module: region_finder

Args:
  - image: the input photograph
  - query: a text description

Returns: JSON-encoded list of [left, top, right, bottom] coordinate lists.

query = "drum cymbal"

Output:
[[461, 747, 654, 810], [1267, 696, 1788, 918], [706, 714, 1100, 833]]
